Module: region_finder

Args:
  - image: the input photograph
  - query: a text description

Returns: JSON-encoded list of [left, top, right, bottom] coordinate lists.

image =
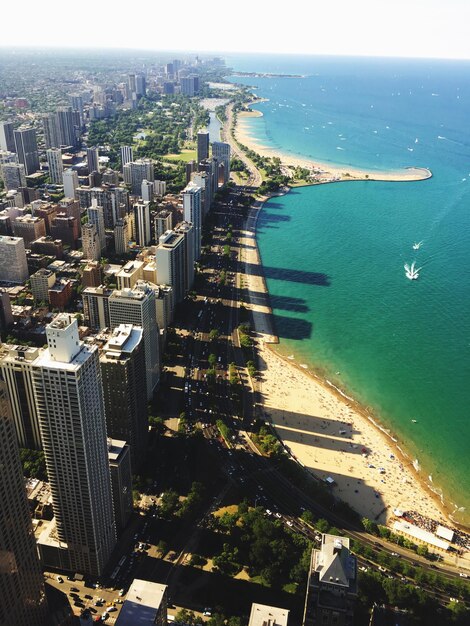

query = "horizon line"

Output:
[[1, 45, 470, 63]]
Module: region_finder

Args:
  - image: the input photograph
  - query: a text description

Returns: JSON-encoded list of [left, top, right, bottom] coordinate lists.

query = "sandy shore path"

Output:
[[235, 109, 432, 183], [238, 204, 447, 527]]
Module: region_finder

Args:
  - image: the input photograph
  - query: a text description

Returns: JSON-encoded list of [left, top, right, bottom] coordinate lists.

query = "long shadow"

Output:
[[236, 260, 331, 286], [272, 313, 313, 340], [266, 293, 310, 314]]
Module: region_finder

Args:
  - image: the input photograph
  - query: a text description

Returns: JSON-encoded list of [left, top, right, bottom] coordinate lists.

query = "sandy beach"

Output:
[[236, 110, 432, 183], [238, 206, 448, 528]]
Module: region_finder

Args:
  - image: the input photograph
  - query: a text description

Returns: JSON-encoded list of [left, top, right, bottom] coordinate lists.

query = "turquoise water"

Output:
[[227, 55, 470, 526]]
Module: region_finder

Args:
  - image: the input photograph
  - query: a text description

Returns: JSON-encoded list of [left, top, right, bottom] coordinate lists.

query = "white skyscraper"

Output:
[[46, 148, 64, 184], [109, 283, 160, 399], [120, 146, 134, 169], [133, 201, 151, 246], [141, 179, 154, 202], [63, 168, 79, 200], [87, 198, 106, 252], [32, 314, 116, 576], [182, 183, 202, 260], [82, 222, 101, 261], [0, 235, 29, 283], [155, 230, 186, 303], [123, 159, 154, 194], [2, 162, 26, 191]]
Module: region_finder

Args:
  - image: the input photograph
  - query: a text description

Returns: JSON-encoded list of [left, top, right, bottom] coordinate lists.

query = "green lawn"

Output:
[[163, 148, 197, 162]]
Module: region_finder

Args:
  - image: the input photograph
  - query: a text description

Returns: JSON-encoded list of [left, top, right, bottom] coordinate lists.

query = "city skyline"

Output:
[[2, 0, 470, 60]]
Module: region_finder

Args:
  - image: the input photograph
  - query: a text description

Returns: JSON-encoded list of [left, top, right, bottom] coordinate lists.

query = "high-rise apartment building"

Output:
[[69, 93, 85, 126], [81, 261, 103, 288], [133, 201, 152, 246], [100, 324, 147, 470], [14, 127, 39, 175], [302, 534, 358, 626], [82, 286, 112, 330], [81, 223, 101, 261], [46, 148, 64, 184], [0, 121, 16, 152], [248, 604, 289, 626], [0, 236, 29, 283], [155, 230, 186, 304], [30, 268, 56, 303], [197, 129, 210, 165], [56, 107, 78, 148], [32, 314, 116, 576], [1, 162, 26, 191], [87, 199, 106, 252], [0, 382, 48, 626], [123, 159, 154, 195], [141, 179, 154, 202], [86, 147, 99, 174], [78, 186, 129, 229], [107, 439, 133, 532], [212, 141, 231, 184], [114, 217, 130, 255], [42, 113, 60, 149], [120, 146, 133, 169], [116, 260, 144, 291], [182, 183, 202, 260], [109, 283, 160, 399], [174, 221, 195, 294], [154, 208, 172, 241], [0, 344, 44, 449], [63, 169, 79, 200], [0, 289, 13, 333]]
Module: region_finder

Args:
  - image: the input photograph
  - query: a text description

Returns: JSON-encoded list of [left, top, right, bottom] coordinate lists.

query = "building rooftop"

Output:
[[248, 603, 289, 626], [314, 534, 356, 588], [115, 579, 167, 626], [107, 438, 127, 463]]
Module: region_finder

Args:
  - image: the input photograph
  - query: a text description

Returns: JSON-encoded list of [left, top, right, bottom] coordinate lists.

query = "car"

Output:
[[203, 608, 212, 617], [459, 573, 468, 578], [108, 607, 117, 612], [286, 520, 293, 527], [57, 576, 64, 583], [118, 589, 125, 597]]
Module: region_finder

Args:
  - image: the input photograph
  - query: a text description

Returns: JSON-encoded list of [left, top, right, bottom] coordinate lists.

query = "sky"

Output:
[[3, 0, 470, 60]]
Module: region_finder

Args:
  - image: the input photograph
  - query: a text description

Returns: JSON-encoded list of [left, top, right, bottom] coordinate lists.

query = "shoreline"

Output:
[[236, 109, 432, 184], [240, 192, 468, 536]]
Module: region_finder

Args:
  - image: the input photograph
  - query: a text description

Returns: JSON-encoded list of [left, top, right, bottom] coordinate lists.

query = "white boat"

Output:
[[404, 261, 421, 280], [412, 240, 424, 250]]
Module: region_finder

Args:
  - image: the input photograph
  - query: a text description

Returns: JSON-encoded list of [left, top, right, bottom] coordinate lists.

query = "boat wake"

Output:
[[404, 261, 421, 280]]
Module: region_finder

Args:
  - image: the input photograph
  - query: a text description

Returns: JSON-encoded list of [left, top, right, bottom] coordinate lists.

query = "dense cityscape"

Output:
[[0, 48, 469, 626]]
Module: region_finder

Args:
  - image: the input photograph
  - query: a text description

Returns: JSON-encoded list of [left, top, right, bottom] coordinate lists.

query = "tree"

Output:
[[175, 609, 202, 625], [209, 329, 220, 342], [208, 353, 217, 367]]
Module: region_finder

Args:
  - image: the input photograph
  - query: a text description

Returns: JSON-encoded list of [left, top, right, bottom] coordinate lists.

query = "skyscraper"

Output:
[[182, 183, 202, 260], [56, 107, 78, 148], [81, 223, 101, 261], [100, 324, 148, 470], [86, 147, 99, 174], [155, 230, 186, 304], [0, 381, 48, 626], [197, 129, 210, 165], [302, 534, 357, 626], [87, 199, 106, 252], [63, 169, 79, 200], [107, 439, 133, 533], [42, 113, 60, 149], [109, 283, 160, 400], [14, 127, 39, 175], [174, 221, 195, 295], [141, 179, 154, 202], [0, 344, 44, 450], [123, 159, 154, 194], [0, 236, 29, 283], [120, 146, 133, 169], [133, 201, 152, 246], [82, 286, 112, 330], [0, 121, 16, 152], [46, 148, 64, 184], [212, 141, 231, 184], [32, 314, 116, 576], [1, 162, 26, 191]]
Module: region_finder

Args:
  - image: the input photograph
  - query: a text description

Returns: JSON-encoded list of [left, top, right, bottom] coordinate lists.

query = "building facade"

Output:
[[0, 382, 48, 626], [0, 236, 29, 283], [32, 315, 116, 577], [100, 325, 148, 470]]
